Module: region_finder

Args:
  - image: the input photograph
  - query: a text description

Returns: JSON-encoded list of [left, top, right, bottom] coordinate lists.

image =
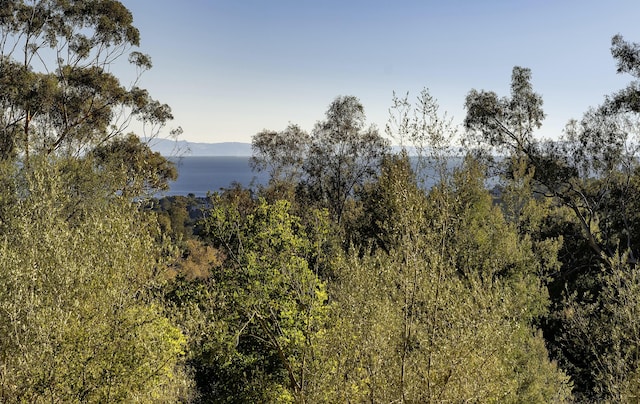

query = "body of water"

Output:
[[162, 155, 493, 197], [163, 156, 266, 197]]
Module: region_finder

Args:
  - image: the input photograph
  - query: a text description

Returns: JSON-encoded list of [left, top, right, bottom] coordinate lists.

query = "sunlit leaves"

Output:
[[0, 158, 190, 401], [194, 197, 330, 401], [310, 156, 571, 402]]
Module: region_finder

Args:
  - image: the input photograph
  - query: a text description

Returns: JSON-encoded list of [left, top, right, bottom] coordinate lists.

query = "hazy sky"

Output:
[[121, 1, 640, 144]]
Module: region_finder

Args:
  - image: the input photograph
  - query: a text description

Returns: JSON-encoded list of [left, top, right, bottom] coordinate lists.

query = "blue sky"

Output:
[[122, 1, 640, 144]]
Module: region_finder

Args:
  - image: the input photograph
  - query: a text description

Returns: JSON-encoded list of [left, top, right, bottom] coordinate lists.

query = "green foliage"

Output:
[[445, 158, 557, 321], [558, 253, 640, 402], [91, 133, 178, 197], [171, 196, 330, 402], [353, 152, 423, 253], [306, 95, 390, 223], [251, 124, 310, 184], [463, 51, 640, 268], [464, 66, 544, 155], [0, 2, 191, 401], [150, 195, 209, 242], [462, 38, 640, 400], [0, 0, 174, 161], [0, 158, 190, 402], [251, 95, 390, 224], [6, 5, 639, 399], [308, 154, 571, 403]]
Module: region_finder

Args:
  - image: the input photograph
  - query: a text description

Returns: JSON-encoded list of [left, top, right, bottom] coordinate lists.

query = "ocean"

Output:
[[163, 156, 267, 197], [161, 155, 486, 198]]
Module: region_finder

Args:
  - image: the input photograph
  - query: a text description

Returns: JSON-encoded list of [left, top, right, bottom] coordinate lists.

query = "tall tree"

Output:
[[91, 132, 177, 197], [250, 96, 390, 224], [549, 35, 640, 401], [464, 59, 640, 265], [464, 37, 640, 400], [464, 66, 544, 156], [0, 0, 174, 161], [250, 124, 310, 185], [304, 95, 389, 223]]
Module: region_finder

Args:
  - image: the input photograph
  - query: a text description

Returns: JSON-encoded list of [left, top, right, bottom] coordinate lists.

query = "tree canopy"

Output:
[[251, 95, 390, 224], [0, 2, 187, 401], [461, 35, 640, 402], [5, 2, 640, 400], [0, 0, 174, 162]]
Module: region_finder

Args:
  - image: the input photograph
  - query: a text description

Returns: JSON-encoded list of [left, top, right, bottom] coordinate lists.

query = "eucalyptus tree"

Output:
[[464, 37, 640, 400], [552, 35, 640, 401], [465, 66, 544, 156], [251, 96, 390, 224], [251, 123, 310, 184], [464, 56, 640, 266], [0, 0, 174, 161], [0, 2, 192, 400], [305, 95, 390, 223], [91, 132, 177, 197], [464, 66, 547, 227]]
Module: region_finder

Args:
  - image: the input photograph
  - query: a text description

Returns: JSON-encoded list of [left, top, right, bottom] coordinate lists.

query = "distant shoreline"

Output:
[[151, 139, 429, 158], [150, 139, 252, 157]]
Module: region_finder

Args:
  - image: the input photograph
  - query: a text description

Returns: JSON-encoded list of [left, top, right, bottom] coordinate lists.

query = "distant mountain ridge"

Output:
[[150, 138, 422, 157], [150, 139, 252, 156]]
